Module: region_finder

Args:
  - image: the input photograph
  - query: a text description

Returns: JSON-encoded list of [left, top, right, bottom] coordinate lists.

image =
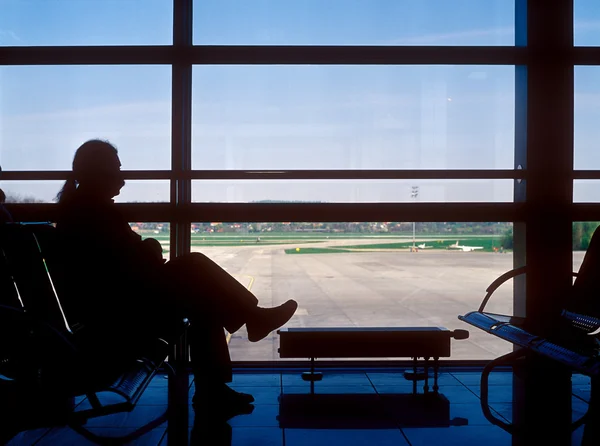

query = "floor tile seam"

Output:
[[572, 392, 590, 404], [157, 426, 168, 445], [32, 426, 66, 445], [489, 405, 512, 424], [448, 374, 483, 400], [365, 371, 379, 393], [398, 425, 413, 446], [30, 427, 54, 446]]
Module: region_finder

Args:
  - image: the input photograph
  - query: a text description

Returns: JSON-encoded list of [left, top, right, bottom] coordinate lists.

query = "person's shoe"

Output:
[[193, 383, 255, 408], [246, 299, 298, 342], [193, 398, 254, 421], [193, 385, 255, 421]]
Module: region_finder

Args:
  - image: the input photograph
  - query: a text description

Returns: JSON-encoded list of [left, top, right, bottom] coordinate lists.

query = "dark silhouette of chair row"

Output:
[[0, 223, 189, 445], [458, 265, 600, 434]]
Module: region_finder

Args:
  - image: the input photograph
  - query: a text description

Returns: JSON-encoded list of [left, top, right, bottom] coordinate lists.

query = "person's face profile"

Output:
[[92, 152, 125, 199]]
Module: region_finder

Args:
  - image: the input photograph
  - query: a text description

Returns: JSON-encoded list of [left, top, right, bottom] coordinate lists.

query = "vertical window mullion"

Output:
[[171, 0, 193, 256]]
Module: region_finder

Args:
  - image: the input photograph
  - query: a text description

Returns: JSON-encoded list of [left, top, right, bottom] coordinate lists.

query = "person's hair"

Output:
[[55, 139, 119, 203], [0, 188, 5, 203]]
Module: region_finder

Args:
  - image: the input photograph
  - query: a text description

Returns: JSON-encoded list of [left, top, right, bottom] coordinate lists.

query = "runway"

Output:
[[189, 242, 587, 361]]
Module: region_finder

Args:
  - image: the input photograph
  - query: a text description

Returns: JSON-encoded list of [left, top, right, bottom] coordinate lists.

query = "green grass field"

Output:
[[338, 237, 504, 252], [139, 231, 508, 253]]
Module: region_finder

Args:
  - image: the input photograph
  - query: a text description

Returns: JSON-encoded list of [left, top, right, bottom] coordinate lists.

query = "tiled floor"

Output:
[[5, 367, 594, 445]]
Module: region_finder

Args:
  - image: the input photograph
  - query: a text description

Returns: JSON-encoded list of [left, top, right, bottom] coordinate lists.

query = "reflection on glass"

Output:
[[192, 179, 513, 203], [0, 0, 172, 46], [192, 65, 515, 170], [130, 222, 171, 262], [190, 221, 514, 361], [194, 0, 514, 45], [0, 65, 171, 171]]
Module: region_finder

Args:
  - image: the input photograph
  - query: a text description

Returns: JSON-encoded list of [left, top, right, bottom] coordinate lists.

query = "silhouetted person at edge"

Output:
[[0, 166, 14, 223], [53, 139, 298, 417], [0, 188, 13, 223]]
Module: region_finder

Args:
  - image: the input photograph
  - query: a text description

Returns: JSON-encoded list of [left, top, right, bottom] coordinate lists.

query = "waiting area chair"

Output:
[[0, 223, 189, 444]]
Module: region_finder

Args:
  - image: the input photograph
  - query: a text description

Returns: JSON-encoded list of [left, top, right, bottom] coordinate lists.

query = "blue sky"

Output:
[[0, 1, 598, 204]]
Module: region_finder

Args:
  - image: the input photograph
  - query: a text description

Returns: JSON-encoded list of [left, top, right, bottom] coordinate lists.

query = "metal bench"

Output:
[[458, 265, 600, 434], [0, 223, 189, 445], [278, 326, 469, 394]]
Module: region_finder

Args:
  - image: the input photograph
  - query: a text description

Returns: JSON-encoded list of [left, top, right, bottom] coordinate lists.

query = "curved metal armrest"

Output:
[[479, 267, 579, 312], [479, 266, 527, 312]]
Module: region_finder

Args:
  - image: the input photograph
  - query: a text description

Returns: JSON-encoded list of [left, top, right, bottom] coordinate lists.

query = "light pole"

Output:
[[411, 186, 419, 251]]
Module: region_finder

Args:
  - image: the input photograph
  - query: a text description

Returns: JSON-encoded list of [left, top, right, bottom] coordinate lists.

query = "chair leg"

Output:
[[167, 330, 189, 446], [480, 349, 527, 434]]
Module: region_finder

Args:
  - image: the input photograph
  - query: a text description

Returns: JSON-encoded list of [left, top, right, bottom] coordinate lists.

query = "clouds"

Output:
[[0, 28, 21, 44], [385, 27, 514, 46]]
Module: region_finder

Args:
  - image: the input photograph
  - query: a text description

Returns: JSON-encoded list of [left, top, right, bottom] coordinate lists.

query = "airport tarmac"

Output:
[[189, 242, 587, 362]]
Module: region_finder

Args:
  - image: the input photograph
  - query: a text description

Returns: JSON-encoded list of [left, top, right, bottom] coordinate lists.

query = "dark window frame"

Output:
[[0, 0, 593, 346]]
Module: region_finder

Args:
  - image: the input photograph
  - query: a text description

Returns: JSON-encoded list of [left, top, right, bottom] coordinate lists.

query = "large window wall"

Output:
[[0, 1, 591, 361]]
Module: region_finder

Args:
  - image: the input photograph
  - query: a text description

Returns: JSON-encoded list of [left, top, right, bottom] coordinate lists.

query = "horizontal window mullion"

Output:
[[573, 171, 600, 179], [180, 202, 521, 223], [573, 47, 600, 65], [0, 46, 179, 65], [5, 202, 522, 223], [0, 45, 528, 66], [188, 170, 525, 180], [191, 46, 527, 65], [573, 204, 600, 220], [2, 170, 525, 181], [1, 170, 175, 181]]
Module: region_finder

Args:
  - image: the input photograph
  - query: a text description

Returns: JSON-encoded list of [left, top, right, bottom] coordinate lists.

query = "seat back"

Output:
[[0, 224, 81, 387], [0, 223, 71, 334]]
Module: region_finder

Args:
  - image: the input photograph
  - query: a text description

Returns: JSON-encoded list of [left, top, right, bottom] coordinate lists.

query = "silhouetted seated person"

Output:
[[0, 188, 13, 223], [53, 139, 298, 415], [142, 237, 167, 264], [571, 226, 600, 320]]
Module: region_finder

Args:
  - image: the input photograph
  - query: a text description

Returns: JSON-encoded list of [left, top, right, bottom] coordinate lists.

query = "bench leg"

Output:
[[433, 357, 439, 393], [168, 332, 189, 446], [413, 357, 417, 394], [301, 358, 323, 395], [423, 357, 430, 393]]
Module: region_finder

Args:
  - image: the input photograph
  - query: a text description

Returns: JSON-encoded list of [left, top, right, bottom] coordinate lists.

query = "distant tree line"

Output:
[[499, 222, 600, 251], [573, 222, 600, 250], [3, 193, 44, 203]]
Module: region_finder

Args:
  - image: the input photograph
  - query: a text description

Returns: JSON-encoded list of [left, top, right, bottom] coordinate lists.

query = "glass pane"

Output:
[[574, 180, 600, 202], [192, 179, 513, 203], [192, 65, 515, 170], [0, 65, 171, 171], [194, 0, 514, 45], [0, 0, 172, 46], [573, 221, 600, 291], [1, 180, 169, 203], [113, 180, 170, 203], [575, 67, 600, 170], [573, 221, 600, 254], [575, 0, 600, 46], [130, 222, 171, 262], [1, 180, 63, 203], [190, 221, 514, 361]]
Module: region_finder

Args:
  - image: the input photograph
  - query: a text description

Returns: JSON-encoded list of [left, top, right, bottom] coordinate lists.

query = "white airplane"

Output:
[[447, 241, 484, 252], [417, 243, 433, 249]]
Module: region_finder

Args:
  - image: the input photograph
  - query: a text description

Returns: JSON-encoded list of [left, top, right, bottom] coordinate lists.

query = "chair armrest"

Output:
[[479, 266, 528, 312], [479, 267, 579, 312]]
